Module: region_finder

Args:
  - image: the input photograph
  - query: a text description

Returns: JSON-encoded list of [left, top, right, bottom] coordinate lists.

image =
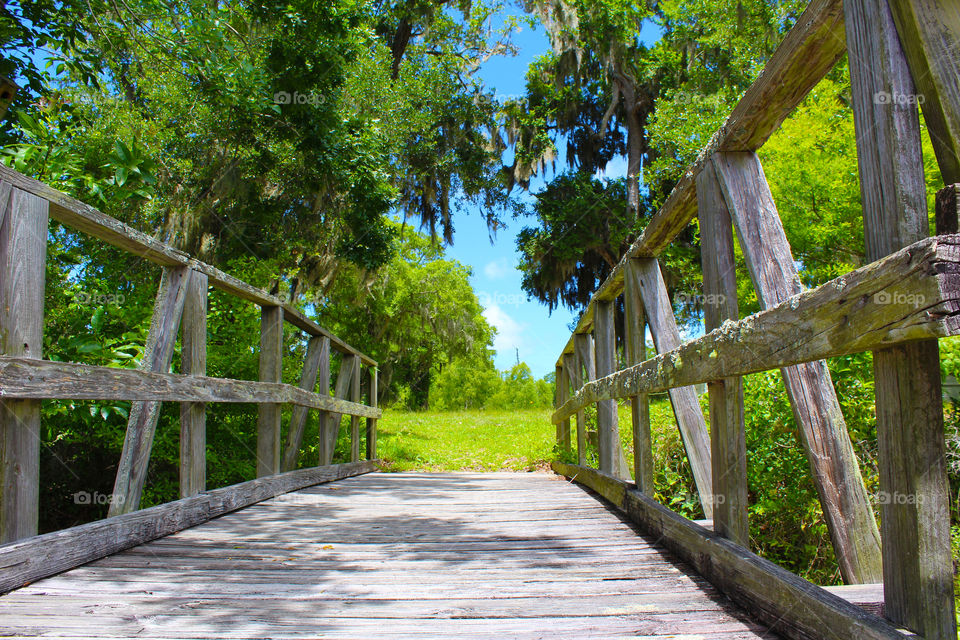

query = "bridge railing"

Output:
[[552, 1, 958, 639], [0, 163, 381, 578]]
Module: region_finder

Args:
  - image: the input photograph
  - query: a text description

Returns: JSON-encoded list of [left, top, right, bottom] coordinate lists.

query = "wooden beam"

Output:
[[846, 0, 956, 634], [623, 259, 653, 493], [889, 0, 960, 184], [0, 185, 48, 543], [0, 166, 376, 368], [712, 151, 882, 584], [0, 461, 378, 595], [573, 335, 594, 467], [281, 336, 328, 472], [321, 355, 360, 465], [365, 367, 377, 460], [109, 266, 190, 516], [257, 305, 284, 478], [179, 269, 208, 498], [628, 258, 713, 517], [350, 356, 361, 463], [551, 462, 911, 640], [556, 0, 847, 367], [551, 234, 960, 423], [594, 302, 625, 479], [0, 358, 381, 418], [696, 160, 747, 546]]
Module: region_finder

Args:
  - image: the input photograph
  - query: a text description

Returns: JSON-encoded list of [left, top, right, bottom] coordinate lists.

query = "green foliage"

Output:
[[431, 361, 555, 411]]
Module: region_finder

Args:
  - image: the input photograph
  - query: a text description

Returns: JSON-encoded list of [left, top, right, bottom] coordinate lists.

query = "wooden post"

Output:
[[0, 184, 48, 543], [316, 344, 331, 466], [888, 1, 960, 184], [365, 367, 378, 460], [573, 334, 595, 466], [624, 259, 653, 493], [350, 356, 361, 463], [257, 305, 283, 478], [322, 354, 358, 465], [558, 366, 572, 454], [555, 364, 564, 447], [632, 258, 713, 518], [110, 266, 190, 516], [593, 302, 621, 478], [712, 150, 883, 582], [563, 353, 585, 465], [696, 160, 748, 546], [281, 336, 329, 472], [935, 184, 959, 235], [179, 270, 207, 498], [846, 0, 956, 634]]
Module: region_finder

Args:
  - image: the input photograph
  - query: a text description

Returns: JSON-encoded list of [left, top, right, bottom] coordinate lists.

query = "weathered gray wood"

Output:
[[281, 336, 329, 472], [936, 184, 959, 235], [0, 166, 376, 368], [110, 265, 191, 516], [552, 234, 960, 423], [847, 0, 956, 635], [0, 461, 377, 595], [593, 302, 628, 480], [0, 358, 382, 418], [0, 186, 48, 543], [555, 0, 847, 368], [696, 160, 747, 546], [712, 150, 882, 584], [552, 462, 910, 640], [554, 364, 568, 450], [179, 270, 208, 498], [257, 305, 284, 478], [889, 0, 960, 184], [322, 355, 360, 465], [629, 258, 713, 516], [350, 355, 361, 463], [573, 335, 593, 466], [623, 259, 652, 493], [561, 353, 584, 465], [317, 341, 332, 465], [365, 367, 377, 460]]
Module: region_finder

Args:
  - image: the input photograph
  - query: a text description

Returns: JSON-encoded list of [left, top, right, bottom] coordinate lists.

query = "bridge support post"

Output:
[[365, 366, 377, 460], [573, 334, 594, 466], [696, 161, 748, 546], [847, 0, 956, 635], [321, 354, 359, 465], [257, 305, 283, 477], [180, 269, 208, 497], [0, 184, 48, 543], [624, 260, 653, 494], [350, 357, 361, 463], [562, 353, 582, 463], [282, 336, 329, 472], [594, 301, 625, 479]]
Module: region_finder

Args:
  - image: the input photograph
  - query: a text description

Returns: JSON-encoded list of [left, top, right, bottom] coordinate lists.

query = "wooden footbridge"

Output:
[[1, 0, 958, 638]]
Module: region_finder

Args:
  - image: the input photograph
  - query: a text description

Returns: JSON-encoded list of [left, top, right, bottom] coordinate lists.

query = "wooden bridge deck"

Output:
[[0, 472, 775, 639]]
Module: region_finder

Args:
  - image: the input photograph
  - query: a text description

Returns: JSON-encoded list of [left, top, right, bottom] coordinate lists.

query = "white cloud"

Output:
[[483, 304, 526, 357], [483, 257, 513, 280]]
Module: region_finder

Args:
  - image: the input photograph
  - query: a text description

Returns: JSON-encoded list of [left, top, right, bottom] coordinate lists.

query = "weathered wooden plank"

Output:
[[623, 259, 652, 492], [555, 0, 847, 367], [593, 302, 620, 477], [846, 0, 956, 635], [552, 234, 960, 423], [281, 336, 328, 472], [110, 265, 191, 516], [257, 305, 283, 478], [712, 150, 882, 583], [552, 463, 910, 640], [935, 184, 959, 235], [573, 334, 594, 466], [0, 461, 376, 595], [365, 366, 378, 460], [889, 0, 960, 184], [628, 258, 713, 516], [696, 159, 747, 546], [350, 355, 361, 463], [562, 353, 585, 465], [179, 269, 208, 498], [322, 354, 360, 465], [0, 186, 48, 543], [0, 358, 381, 418]]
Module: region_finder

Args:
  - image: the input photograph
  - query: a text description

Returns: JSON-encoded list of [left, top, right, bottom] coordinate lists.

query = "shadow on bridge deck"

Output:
[[0, 472, 775, 639]]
